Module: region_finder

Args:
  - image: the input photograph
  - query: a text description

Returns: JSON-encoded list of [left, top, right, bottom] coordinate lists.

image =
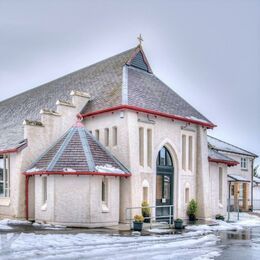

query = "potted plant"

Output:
[[133, 215, 144, 231], [174, 218, 183, 229], [141, 201, 151, 223], [187, 199, 198, 221], [215, 214, 225, 221]]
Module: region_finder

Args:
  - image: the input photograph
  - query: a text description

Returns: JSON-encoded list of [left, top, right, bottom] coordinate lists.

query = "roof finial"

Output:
[[137, 34, 143, 46]]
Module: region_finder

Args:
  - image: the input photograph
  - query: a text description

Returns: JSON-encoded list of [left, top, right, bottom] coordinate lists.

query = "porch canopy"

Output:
[[228, 174, 250, 182]]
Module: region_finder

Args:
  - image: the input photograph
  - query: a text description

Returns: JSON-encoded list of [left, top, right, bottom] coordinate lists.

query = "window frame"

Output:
[[0, 155, 10, 198]]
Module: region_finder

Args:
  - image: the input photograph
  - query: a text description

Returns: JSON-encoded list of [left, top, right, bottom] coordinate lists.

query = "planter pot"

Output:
[[133, 222, 143, 231], [188, 215, 196, 221], [174, 220, 183, 229], [143, 215, 151, 223]]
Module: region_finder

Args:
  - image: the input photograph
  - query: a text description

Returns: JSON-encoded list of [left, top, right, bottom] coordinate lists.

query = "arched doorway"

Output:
[[156, 146, 174, 220]]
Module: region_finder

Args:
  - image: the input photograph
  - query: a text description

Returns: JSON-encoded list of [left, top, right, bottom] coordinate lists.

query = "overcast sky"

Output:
[[0, 0, 259, 164]]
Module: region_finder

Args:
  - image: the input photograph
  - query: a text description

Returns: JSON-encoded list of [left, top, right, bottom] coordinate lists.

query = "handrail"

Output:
[[125, 204, 174, 230]]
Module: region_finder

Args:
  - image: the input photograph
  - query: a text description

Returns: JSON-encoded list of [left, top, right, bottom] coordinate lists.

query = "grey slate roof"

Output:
[[25, 122, 130, 175], [208, 135, 258, 157], [208, 148, 238, 164], [0, 45, 213, 151]]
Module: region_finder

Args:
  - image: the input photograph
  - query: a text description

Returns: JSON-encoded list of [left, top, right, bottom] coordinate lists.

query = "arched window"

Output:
[[157, 146, 172, 167]]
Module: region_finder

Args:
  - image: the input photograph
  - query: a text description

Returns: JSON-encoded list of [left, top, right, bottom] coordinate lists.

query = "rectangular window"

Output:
[[239, 183, 243, 199], [101, 177, 108, 210], [104, 128, 109, 146], [0, 155, 10, 198], [139, 127, 144, 166], [112, 126, 118, 146], [241, 158, 248, 170], [188, 136, 193, 171], [147, 129, 152, 167], [219, 167, 223, 204], [182, 135, 186, 170], [185, 187, 189, 204], [42, 176, 47, 205], [95, 129, 100, 141]]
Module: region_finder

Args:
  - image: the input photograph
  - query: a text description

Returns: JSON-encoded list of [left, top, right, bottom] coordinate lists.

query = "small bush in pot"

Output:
[[215, 214, 225, 221], [133, 215, 144, 231], [142, 201, 151, 223], [174, 218, 183, 229], [187, 199, 198, 221]]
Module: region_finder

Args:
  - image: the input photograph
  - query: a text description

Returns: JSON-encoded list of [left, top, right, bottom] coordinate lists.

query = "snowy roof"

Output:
[[228, 174, 250, 182], [24, 121, 130, 177], [253, 177, 260, 184], [208, 136, 257, 157], [208, 148, 239, 166], [0, 45, 213, 152]]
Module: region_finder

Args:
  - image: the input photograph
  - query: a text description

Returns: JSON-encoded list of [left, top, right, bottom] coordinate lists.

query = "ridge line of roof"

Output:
[[0, 47, 137, 105], [208, 135, 258, 157]]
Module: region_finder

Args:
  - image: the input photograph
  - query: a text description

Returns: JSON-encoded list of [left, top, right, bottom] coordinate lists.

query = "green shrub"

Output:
[[187, 199, 198, 217], [134, 215, 144, 223], [141, 201, 151, 217]]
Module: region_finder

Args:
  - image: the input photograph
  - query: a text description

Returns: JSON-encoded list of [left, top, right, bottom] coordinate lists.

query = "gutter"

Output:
[[0, 141, 28, 155], [208, 157, 239, 167], [80, 105, 216, 129]]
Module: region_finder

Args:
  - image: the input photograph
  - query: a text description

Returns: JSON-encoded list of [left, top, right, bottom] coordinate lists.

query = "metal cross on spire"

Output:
[[137, 34, 143, 46]]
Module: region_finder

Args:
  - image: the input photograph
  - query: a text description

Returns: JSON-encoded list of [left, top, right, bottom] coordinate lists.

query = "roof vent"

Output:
[[129, 51, 149, 72]]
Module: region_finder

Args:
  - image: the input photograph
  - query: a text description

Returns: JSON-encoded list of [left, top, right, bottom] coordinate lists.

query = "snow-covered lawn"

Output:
[[0, 212, 260, 260], [0, 232, 221, 260]]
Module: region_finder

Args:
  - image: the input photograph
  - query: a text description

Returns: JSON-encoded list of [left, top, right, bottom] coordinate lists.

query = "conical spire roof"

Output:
[[25, 121, 131, 177]]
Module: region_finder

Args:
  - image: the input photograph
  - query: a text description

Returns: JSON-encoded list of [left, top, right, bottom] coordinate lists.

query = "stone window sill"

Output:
[[41, 203, 47, 211], [0, 197, 10, 206], [102, 204, 109, 213]]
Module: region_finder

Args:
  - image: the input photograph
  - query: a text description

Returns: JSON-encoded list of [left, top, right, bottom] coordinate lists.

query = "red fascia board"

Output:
[[80, 105, 216, 129], [208, 157, 239, 167], [23, 171, 132, 177], [0, 143, 27, 155]]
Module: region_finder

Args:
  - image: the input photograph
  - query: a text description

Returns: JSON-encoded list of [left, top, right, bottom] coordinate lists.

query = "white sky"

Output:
[[0, 0, 259, 164]]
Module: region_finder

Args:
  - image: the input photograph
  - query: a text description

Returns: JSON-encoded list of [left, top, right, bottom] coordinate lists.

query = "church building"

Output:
[[0, 42, 257, 227]]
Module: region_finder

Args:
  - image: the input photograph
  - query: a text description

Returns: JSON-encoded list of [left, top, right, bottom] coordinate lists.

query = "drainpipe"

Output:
[[251, 158, 254, 211], [25, 175, 30, 220]]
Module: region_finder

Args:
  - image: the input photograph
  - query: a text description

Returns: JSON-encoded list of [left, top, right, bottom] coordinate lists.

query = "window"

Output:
[[0, 155, 10, 198], [182, 135, 186, 170], [185, 187, 190, 204], [42, 176, 47, 205], [104, 128, 109, 146], [142, 179, 149, 202], [112, 126, 117, 146], [95, 130, 100, 141], [188, 136, 193, 171], [219, 167, 223, 204], [241, 158, 248, 170], [147, 129, 152, 167], [139, 127, 144, 166], [239, 183, 243, 199], [101, 177, 108, 210], [157, 147, 172, 166]]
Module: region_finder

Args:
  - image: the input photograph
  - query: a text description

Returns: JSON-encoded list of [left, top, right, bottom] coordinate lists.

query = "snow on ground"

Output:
[[0, 232, 221, 260], [186, 212, 260, 233]]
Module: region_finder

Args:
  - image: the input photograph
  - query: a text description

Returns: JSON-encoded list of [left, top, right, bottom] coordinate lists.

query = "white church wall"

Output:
[[209, 162, 228, 217], [34, 175, 120, 227]]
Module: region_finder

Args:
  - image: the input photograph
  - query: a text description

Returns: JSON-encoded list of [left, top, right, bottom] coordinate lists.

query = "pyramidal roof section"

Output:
[[24, 121, 131, 177]]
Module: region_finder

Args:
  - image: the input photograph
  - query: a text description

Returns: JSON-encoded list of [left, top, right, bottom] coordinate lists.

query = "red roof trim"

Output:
[[23, 171, 132, 177], [0, 141, 28, 155], [80, 105, 216, 129], [208, 157, 239, 167]]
